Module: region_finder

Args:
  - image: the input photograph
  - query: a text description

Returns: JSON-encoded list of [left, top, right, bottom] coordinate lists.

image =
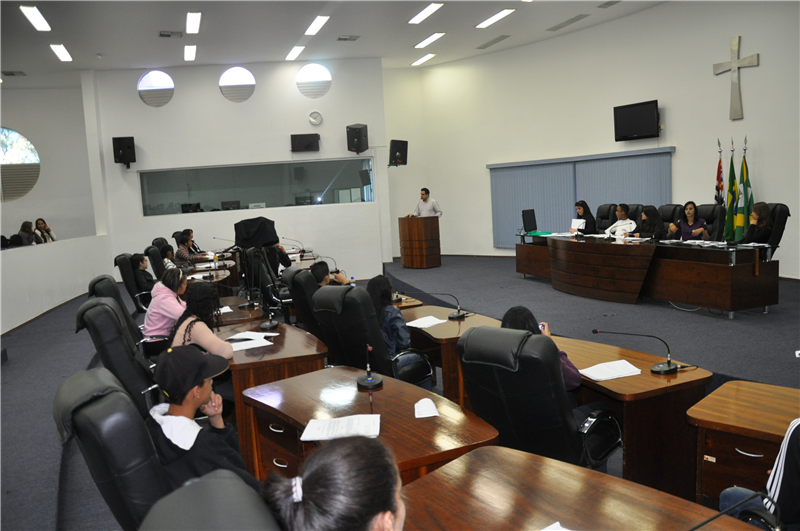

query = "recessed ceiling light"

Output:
[[305, 16, 330, 36], [412, 53, 437, 66], [50, 44, 72, 62], [286, 46, 305, 61], [409, 3, 443, 24], [415, 33, 445, 49], [476, 9, 515, 29], [184, 45, 197, 61], [186, 12, 201, 34], [20, 6, 51, 31]]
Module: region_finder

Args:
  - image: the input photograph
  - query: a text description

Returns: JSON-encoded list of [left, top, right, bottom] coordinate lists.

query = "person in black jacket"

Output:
[[741, 202, 773, 244], [625, 205, 666, 240], [130, 253, 156, 292], [570, 200, 596, 235]]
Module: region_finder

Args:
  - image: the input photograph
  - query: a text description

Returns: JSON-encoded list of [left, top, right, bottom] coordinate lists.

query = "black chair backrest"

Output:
[[172, 231, 184, 248], [697, 203, 725, 241], [88, 275, 143, 342], [75, 297, 161, 417], [595, 204, 617, 231], [658, 204, 682, 232], [312, 285, 394, 374], [766, 203, 791, 255], [139, 469, 280, 531], [53, 368, 172, 531], [457, 327, 585, 465], [626, 204, 643, 228], [283, 267, 323, 340], [145, 245, 165, 280], [152, 237, 168, 249], [114, 253, 148, 313]]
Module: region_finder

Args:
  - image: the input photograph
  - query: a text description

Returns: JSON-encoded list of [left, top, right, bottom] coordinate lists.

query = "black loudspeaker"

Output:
[[389, 140, 408, 166], [346, 124, 368, 154], [112, 137, 136, 169], [358, 169, 371, 187]]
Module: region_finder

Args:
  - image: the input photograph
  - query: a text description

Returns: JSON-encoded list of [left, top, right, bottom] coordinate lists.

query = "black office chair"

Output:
[[766, 203, 791, 258], [658, 204, 682, 234], [595, 204, 617, 232], [172, 231, 184, 248], [144, 245, 165, 280], [242, 247, 291, 322], [282, 266, 324, 340], [114, 253, 150, 313], [457, 326, 621, 468], [139, 469, 280, 531], [697, 203, 726, 241], [152, 237, 169, 249], [312, 285, 433, 387], [627, 204, 643, 228], [53, 368, 172, 531], [75, 297, 162, 418]]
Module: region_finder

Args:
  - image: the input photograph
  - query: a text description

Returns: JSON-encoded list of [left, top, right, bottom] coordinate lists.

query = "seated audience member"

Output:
[[143, 268, 187, 360], [625, 205, 666, 240], [604, 204, 637, 237], [719, 418, 799, 529], [366, 275, 431, 390], [262, 437, 405, 531], [1, 236, 8, 250], [310, 260, 348, 286], [130, 253, 156, 293], [8, 234, 24, 248], [501, 306, 582, 406], [168, 282, 232, 359], [34, 218, 57, 243], [18, 221, 42, 245], [160, 244, 177, 270], [175, 234, 206, 267], [667, 201, 710, 241], [182, 228, 204, 254], [740, 202, 773, 244], [570, 200, 597, 235], [146, 345, 261, 491]]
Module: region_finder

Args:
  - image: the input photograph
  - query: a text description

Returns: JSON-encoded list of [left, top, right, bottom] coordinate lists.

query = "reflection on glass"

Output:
[[140, 158, 373, 216], [319, 385, 358, 407]]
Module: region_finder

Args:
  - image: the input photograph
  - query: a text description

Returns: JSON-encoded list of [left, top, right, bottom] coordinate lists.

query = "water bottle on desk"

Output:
[[350, 276, 356, 287]]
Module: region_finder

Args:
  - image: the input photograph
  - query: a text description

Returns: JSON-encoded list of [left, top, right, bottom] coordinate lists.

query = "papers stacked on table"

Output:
[[219, 306, 233, 313], [406, 316, 448, 329], [300, 414, 380, 441], [226, 330, 278, 351], [579, 360, 641, 381]]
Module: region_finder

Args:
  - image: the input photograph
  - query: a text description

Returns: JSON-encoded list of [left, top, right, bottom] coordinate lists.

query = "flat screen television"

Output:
[[291, 133, 320, 152], [522, 209, 537, 232], [221, 200, 240, 210], [614, 100, 659, 141]]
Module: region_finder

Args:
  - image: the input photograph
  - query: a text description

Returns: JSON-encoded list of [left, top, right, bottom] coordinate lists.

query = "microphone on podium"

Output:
[[591, 329, 678, 375], [401, 291, 467, 320], [356, 345, 383, 390]]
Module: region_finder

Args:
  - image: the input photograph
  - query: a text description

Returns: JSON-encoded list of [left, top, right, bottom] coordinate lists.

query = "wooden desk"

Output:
[[187, 270, 230, 283], [394, 295, 423, 310], [403, 446, 754, 531], [218, 296, 264, 326], [687, 381, 800, 506], [242, 366, 499, 484], [216, 321, 327, 477], [192, 259, 235, 271]]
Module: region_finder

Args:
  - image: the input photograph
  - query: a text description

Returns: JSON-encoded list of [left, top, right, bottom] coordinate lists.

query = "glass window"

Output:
[[138, 70, 175, 107], [1, 127, 41, 202], [296, 63, 332, 98], [219, 66, 256, 103]]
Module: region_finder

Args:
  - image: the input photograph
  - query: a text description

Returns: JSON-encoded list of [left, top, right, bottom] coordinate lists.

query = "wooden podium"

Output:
[[399, 216, 441, 268]]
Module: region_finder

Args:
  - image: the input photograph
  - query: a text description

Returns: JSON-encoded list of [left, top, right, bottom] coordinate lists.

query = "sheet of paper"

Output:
[[571, 219, 586, 230], [543, 232, 575, 238], [579, 360, 641, 381], [227, 331, 278, 340], [187, 273, 212, 280], [542, 522, 571, 530], [415, 398, 440, 418], [231, 338, 272, 351], [406, 316, 448, 329], [219, 306, 233, 313], [300, 414, 381, 441]]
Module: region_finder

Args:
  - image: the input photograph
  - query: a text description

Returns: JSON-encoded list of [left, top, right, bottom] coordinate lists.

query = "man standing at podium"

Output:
[[406, 188, 443, 218]]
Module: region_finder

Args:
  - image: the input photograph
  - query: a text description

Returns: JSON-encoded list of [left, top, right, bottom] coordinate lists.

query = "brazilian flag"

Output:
[[723, 155, 738, 241]]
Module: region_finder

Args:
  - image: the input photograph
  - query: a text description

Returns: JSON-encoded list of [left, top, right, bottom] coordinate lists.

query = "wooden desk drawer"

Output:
[[699, 429, 778, 499], [258, 439, 302, 479], [256, 408, 301, 456]]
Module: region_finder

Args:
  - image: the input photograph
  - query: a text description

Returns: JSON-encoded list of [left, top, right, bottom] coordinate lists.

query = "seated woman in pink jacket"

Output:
[[142, 269, 187, 360]]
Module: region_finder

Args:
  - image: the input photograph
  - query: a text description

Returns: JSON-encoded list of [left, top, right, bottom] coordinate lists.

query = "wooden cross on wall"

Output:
[[713, 36, 759, 120]]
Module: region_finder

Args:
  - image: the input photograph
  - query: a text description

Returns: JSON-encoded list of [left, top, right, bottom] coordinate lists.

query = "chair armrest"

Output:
[[579, 409, 622, 468], [738, 508, 781, 531], [136, 335, 169, 346]]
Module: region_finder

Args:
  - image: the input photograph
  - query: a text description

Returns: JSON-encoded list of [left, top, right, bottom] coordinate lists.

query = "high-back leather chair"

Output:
[[595, 204, 617, 232], [152, 237, 168, 249], [75, 297, 162, 417], [172, 231, 184, 248], [243, 247, 291, 321], [766, 203, 791, 258], [53, 368, 172, 531], [140, 470, 280, 531], [282, 266, 323, 340], [457, 326, 621, 468], [312, 285, 433, 387], [658, 204, 682, 233], [697, 203, 726, 241], [114, 253, 150, 313], [627, 204, 643, 228], [88, 275, 143, 343], [144, 245, 165, 280]]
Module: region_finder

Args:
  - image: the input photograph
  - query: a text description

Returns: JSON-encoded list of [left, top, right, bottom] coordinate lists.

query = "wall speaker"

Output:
[[112, 137, 136, 169], [358, 169, 371, 188], [346, 124, 368, 154], [389, 140, 408, 166]]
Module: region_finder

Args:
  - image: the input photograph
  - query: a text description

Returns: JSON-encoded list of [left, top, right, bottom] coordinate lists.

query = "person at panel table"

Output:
[[143, 268, 187, 360], [405, 188, 442, 218], [569, 200, 596, 235], [175, 234, 208, 267], [624, 205, 666, 240], [131, 253, 156, 293], [182, 228, 204, 254], [667, 201, 710, 241], [739, 202, 773, 244], [311, 261, 348, 286], [168, 282, 232, 360], [604, 203, 637, 237], [34, 218, 57, 243]]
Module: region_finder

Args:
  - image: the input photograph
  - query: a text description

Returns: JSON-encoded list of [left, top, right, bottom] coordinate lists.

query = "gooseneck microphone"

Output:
[[591, 329, 677, 375], [402, 291, 467, 320], [211, 237, 238, 253], [282, 237, 309, 258], [356, 345, 383, 390]]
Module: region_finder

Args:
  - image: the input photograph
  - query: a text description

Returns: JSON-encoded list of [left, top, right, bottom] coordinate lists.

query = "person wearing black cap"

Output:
[[146, 345, 261, 491]]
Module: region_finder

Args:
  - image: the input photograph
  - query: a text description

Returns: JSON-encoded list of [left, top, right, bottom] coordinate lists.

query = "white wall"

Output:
[[1, 88, 96, 239], [384, 2, 800, 279]]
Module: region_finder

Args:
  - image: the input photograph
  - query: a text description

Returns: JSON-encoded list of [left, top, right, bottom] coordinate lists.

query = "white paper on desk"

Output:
[[579, 360, 641, 381], [571, 219, 586, 230], [300, 415, 381, 441], [544, 232, 574, 237], [407, 316, 448, 329], [415, 398, 439, 418], [231, 338, 272, 351], [228, 331, 278, 341], [584, 234, 609, 238], [624, 237, 650, 243], [542, 522, 571, 530], [219, 306, 233, 313]]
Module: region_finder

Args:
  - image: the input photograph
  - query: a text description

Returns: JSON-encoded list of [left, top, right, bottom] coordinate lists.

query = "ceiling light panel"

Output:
[[412, 53, 437, 66], [415, 33, 445, 49], [184, 45, 197, 61], [476, 9, 515, 29], [186, 12, 201, 34], [20, 6, 51, 31], [305, 16, 330, 36], [409, 3, 443, 24], [50, 44, 72, 62], [286, 46, 305, 61]]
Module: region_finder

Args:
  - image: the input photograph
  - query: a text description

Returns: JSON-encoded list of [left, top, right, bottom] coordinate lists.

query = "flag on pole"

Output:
[[734, 154, 753, 240], [714, 154, 724, 206], [723, 154, 738, 241]]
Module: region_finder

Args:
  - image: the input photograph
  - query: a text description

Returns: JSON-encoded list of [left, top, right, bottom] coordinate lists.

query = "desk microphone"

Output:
[[212, 237, 238, 253], [357, 345, 383, 390], [282, 238, 311, 258], [591, 329, 677, 375], [685, 490, 782, 531], [402, 291, 467, 320]]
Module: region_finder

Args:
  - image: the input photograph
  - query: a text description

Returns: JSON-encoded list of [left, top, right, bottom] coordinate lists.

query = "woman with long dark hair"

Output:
[[34, 218, 56, 243], [18, 221, 42, 246], [143, 268, 187, 359], [741, 202, 773, 244], [168, 282, 232, 359], [667, 201, 709, 240], [625, 205, 665, 240], [569, 200, 596, 235]]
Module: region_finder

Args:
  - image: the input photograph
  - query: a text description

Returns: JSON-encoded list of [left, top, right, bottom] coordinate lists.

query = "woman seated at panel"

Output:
[[366, 275, 431, 390], [740, 201, 773, 244], [501, 306, 582, 407], [130, 253, 156, 293], [569, 200, 597, 235], [143, 268, 187, 360], [34, 218, 57, 243], [262, 437, 405, 531], [667, 201, 710, 241], [624, 205, 666, 240], [182, 228, 204, 254], [161, 244, 177, 270], [168, 282, 232, 360], [175, 234, 206, 267], [18, 221, 42, 246]]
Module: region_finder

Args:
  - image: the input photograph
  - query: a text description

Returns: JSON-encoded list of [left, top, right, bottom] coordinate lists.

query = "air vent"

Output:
[[1, 71, 26, 76], [477, 35, 510, 50], [159, 31, 183, 38], [546, 14, 590, 32], [337, 35, 360, 41], [597, 1, 621, 8]]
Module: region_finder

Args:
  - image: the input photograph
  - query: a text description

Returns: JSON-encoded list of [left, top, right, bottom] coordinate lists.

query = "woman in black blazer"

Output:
[[570, 200, 596, 235]]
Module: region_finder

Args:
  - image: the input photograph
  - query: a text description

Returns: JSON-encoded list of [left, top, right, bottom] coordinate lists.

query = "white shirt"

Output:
[[413, 198, 443, 218], [149, 403, 202, 450], [605, 218, 637, 237]]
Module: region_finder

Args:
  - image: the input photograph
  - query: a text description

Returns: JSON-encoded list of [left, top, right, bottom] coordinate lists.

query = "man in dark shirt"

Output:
[[310, 260, 348, 286], [131, 253, 156, 292]]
